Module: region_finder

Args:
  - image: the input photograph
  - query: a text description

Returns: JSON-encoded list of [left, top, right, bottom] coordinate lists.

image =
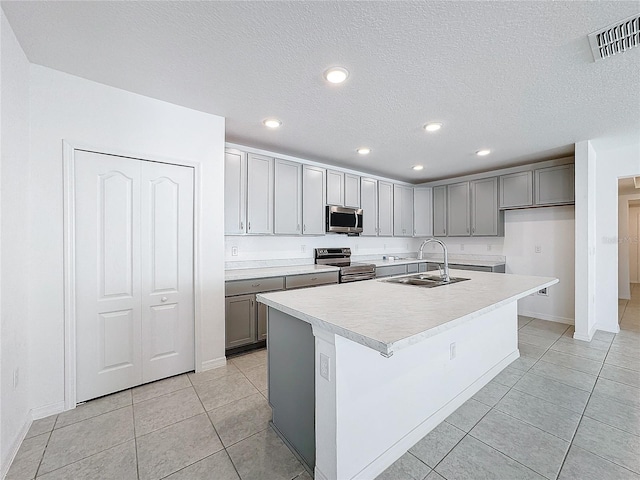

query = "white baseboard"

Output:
[[352, 350, 520, 480], [2, 401, 68, 478], [574, 322, 598, 341], [32, 401, 66, 420], [1, 416, 31, 480], [518, 310, 574, 325], [199, 356, 227, 372]]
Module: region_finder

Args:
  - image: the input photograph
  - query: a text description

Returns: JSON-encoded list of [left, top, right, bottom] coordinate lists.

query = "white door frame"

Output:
[[63, 140, 202, 410]]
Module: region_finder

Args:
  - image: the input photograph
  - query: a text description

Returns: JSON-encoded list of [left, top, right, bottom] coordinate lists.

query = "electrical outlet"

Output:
[[384, 244, 387, 250], [538, 287, 548, 296], [320, 353, 330, 381], [355, 244, 359, 252], [535, 245, 542, 254], [231, 246, 238, 256], [450, 342, 457, 360], [13, 368, 19, 388], [487, 244, 492, 252], [460, 244, 465, 251], [301, 245, 306, 253]]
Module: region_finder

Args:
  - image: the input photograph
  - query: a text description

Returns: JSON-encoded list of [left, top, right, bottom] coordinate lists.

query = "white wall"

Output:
[[576, 135, 640, 338], [1, 9, 32, 475], [27, 66, 226, 415], [503, 207, 575, 323], [619, 198, 640, 298]]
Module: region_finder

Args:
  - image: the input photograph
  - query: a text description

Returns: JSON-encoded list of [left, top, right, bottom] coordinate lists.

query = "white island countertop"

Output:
[[258, 270, 557, 356]]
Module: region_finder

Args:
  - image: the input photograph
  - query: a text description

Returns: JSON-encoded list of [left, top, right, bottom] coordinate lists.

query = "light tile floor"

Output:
[[6, 285, 640, 480]]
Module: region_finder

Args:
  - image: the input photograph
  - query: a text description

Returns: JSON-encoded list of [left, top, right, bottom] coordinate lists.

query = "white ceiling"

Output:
[[3, 1, 639, 183]]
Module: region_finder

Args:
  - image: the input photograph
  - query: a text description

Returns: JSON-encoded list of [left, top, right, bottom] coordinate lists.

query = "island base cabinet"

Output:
[[268, 308, 316, 472], [266, 302, 519, 480]]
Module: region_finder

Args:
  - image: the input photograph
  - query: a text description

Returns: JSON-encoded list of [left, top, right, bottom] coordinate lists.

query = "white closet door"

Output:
[[75, 151, 194, 402], [140, 161, 194, 383]]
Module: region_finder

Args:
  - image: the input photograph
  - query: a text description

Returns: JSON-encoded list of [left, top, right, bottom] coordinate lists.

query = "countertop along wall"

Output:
[[27, 66, 226, 425]]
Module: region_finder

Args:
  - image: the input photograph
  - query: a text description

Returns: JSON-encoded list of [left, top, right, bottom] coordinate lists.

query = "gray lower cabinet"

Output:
[[426, 262, 505, 273], [376, 264, 408, 278], [225, 276, 284, 350], [225, 294, 257, 349], [225, 272, 338, 351]]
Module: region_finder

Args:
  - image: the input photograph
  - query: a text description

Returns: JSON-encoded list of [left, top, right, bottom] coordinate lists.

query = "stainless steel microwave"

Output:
[[326, 206, 363, 234]]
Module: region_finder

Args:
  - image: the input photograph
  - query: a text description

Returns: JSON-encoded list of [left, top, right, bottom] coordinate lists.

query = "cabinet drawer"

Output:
[[407, 263, 419, 274], [449, 264, 492, 273], [285, 271, 339, 289], [225, 276, 284, 296], [375, 265, 407, 278]]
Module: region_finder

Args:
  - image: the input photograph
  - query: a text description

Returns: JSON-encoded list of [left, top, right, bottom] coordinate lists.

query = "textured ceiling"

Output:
[[3, 1, 640, 182]]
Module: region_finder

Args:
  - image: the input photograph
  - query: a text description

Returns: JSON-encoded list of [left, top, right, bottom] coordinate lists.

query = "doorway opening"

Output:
[[617, 176, 640, 326]]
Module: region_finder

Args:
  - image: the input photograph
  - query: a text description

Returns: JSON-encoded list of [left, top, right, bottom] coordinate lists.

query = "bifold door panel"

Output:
[[75, 150, 194, 402]]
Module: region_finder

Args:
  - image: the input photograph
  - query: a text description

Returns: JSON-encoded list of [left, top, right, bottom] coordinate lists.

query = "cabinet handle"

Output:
[[467, 227, 470, 233], [251, 283, 261, 287], [297, 224, 300, 231], [311, 277, 318, 281], [303, 224, 306, 232], [240, 221, 244, 230], [472, 227, 475, 234], [248, 221, 251, 231]]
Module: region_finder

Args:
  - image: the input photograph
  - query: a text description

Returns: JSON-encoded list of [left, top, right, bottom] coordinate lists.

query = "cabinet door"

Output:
[[247, 154, 274, 234], [361, 177, 378, 236], [432, 186, 447, 237], [378, 181, 394, 236], [499, 171, 533, 209], [402, 186, 414, 237], [302, 165, 326, 235], [447, 181, 470, 236], [471, 177, 499, 236], [225, 294, 256, 349], [274, 159, 302, 235], [414, 188, 433, 237], [224, 149, 246, 234], [344, 174, 361, 208], [535, 164, 575, 205], [326, 170, 344, 206], [257, 300, 268, 341]]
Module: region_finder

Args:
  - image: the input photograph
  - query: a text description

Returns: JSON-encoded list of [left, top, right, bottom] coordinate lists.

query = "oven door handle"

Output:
[[341, 273, 375, 283]]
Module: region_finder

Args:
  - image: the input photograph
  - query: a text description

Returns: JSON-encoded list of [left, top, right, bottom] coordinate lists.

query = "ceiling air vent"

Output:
[[588, 14, 640, 62]]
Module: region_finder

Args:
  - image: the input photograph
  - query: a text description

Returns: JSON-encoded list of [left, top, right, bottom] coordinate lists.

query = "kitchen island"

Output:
[[257, 270, 558, 480]]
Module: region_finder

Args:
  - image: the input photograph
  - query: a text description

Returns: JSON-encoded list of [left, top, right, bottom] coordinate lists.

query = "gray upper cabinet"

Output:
[[470, 177, 501, 236], [393, 184, 414, 237], [302, 165, 326, 235], [224, 149, 246, 235], [414, 187, 433, 237], [447, 181, 470, 236], [433, 185, 447, 237], [378, 181, 394, 236], [344, 174, 361, 208], [326, 170, 345, 206], [499, 171, 533, 209], [535, 164, 575, 205], [361, 177, 378, 236], [246, 154, 274, 234], [274, 159, 302, 235]]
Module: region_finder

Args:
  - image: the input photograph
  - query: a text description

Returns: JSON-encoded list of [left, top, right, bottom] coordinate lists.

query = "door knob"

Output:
[[161, 296, 168, 302]]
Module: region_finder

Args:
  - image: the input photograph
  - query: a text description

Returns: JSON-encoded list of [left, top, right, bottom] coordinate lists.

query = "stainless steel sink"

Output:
[[382, 273, 470, 288]]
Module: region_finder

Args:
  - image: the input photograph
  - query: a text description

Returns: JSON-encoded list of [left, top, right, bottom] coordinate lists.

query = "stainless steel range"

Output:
[[314, 248, 376, 283]]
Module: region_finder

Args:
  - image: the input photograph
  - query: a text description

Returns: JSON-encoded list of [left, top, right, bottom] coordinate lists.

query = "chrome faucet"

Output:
[[417, 238, 450, 282]]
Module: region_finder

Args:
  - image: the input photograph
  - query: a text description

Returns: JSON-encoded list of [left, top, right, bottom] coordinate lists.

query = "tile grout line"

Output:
[[131, 398, 141, 480]]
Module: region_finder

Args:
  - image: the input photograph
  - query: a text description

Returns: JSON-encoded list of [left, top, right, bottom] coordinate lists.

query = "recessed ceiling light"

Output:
[[324, 67, 349, 84], [263, 118, 282, 128], [424, 123, 442, 132], [412, 165, 424, 171], [356, 147, 371, 155], [476, 149, 491, 156]]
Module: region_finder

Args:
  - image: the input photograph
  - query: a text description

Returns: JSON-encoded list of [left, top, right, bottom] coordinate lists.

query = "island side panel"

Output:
[[267, 307, 316, 470], [315, 301, 519, 480]]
